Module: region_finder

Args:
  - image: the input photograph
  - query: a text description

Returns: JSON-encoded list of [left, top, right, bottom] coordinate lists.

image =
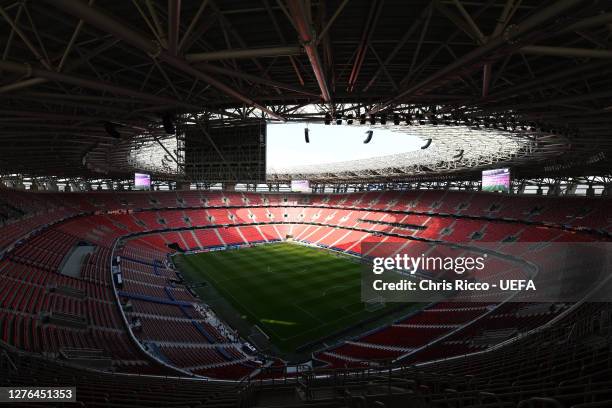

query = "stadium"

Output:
[[0, 0, 611, 407]]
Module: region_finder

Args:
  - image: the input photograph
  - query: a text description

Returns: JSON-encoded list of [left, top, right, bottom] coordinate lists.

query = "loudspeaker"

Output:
[[104, 122, 120, 139], [162, 113, 176, 134]]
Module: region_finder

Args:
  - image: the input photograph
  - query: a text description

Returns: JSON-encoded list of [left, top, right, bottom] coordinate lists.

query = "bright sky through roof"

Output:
[[267, 123, 422, 170]]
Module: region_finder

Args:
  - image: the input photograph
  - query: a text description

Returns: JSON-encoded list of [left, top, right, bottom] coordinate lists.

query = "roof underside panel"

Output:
[[0, 0, 610, 181]]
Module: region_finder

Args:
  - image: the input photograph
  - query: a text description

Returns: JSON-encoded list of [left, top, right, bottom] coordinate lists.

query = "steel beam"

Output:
[[481, 0, 517, 98], [318, 0, 336, 93], [484, 89, 612, 112], [368, 44, 398, 91], [482, 62, 491, 97], [195, 62, 318, 97], [286, 0, 332, 103], [0, 78, 47, 94], [451, 0, 486, 44], [520, 45, 612, 59], [317, 0, 349, 45], [559, 12, 612, 34], [347, 0, 384, 93], [262, 0, 305, 86], [0, 60, 202, 112], [398, 1, 498, 90], [0, 109, 120, 122], [207, 0, 281, 92], [7, 95, 139, 115], [1, 3, 23, 61], [145, 0, 167, 47], [167, 0, 181, 55], [371, 0, 587, 112], [407, 4, 433, 80], [186, 45, 302, 62], [491, 0, 517, 37], [0, 37, 120, 94], [47, 0, 285, 121], [153, 134, 183, 169], [0, 6, 51, 69], [57, 0, 95, 71], [433, 0, 483, 44], [178, 0, 209, 52], [363, 5, 432, 92]]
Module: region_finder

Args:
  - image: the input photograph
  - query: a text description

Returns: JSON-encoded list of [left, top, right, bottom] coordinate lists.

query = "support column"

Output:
[[586, 185, 595, 197]]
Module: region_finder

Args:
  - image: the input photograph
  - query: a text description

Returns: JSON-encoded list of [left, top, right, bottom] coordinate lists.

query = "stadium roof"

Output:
[[0, 0, 611, 182], [267, 122, 559, 182]]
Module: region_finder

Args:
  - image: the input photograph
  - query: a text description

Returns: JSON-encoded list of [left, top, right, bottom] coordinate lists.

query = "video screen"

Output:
[[291, 179, 311, 193], [184, 120, 266, 182], [4, 2, 611, 403], [134, 173, 151, 190], [482, 168, 510, 193]]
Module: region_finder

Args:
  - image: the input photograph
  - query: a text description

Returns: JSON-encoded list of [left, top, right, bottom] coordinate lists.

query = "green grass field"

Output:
[[175, 243, 398, 352], [482, 184, 510, 193]]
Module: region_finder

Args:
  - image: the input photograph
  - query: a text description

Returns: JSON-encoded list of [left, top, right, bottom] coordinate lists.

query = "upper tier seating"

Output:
[[0, 345, 240, 407], [0, 188, 609, 381]]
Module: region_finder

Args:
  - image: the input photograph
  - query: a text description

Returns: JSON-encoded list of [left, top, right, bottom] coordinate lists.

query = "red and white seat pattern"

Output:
[[0, 188, 609, 379]]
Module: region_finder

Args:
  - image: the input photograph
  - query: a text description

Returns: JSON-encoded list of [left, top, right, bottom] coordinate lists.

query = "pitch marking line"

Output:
[[292, 302, 325, 325], [185, 264, 287, 341]]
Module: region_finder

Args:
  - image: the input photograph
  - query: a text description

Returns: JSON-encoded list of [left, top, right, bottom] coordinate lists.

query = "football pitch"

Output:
[[174, 242, 400, 352]]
